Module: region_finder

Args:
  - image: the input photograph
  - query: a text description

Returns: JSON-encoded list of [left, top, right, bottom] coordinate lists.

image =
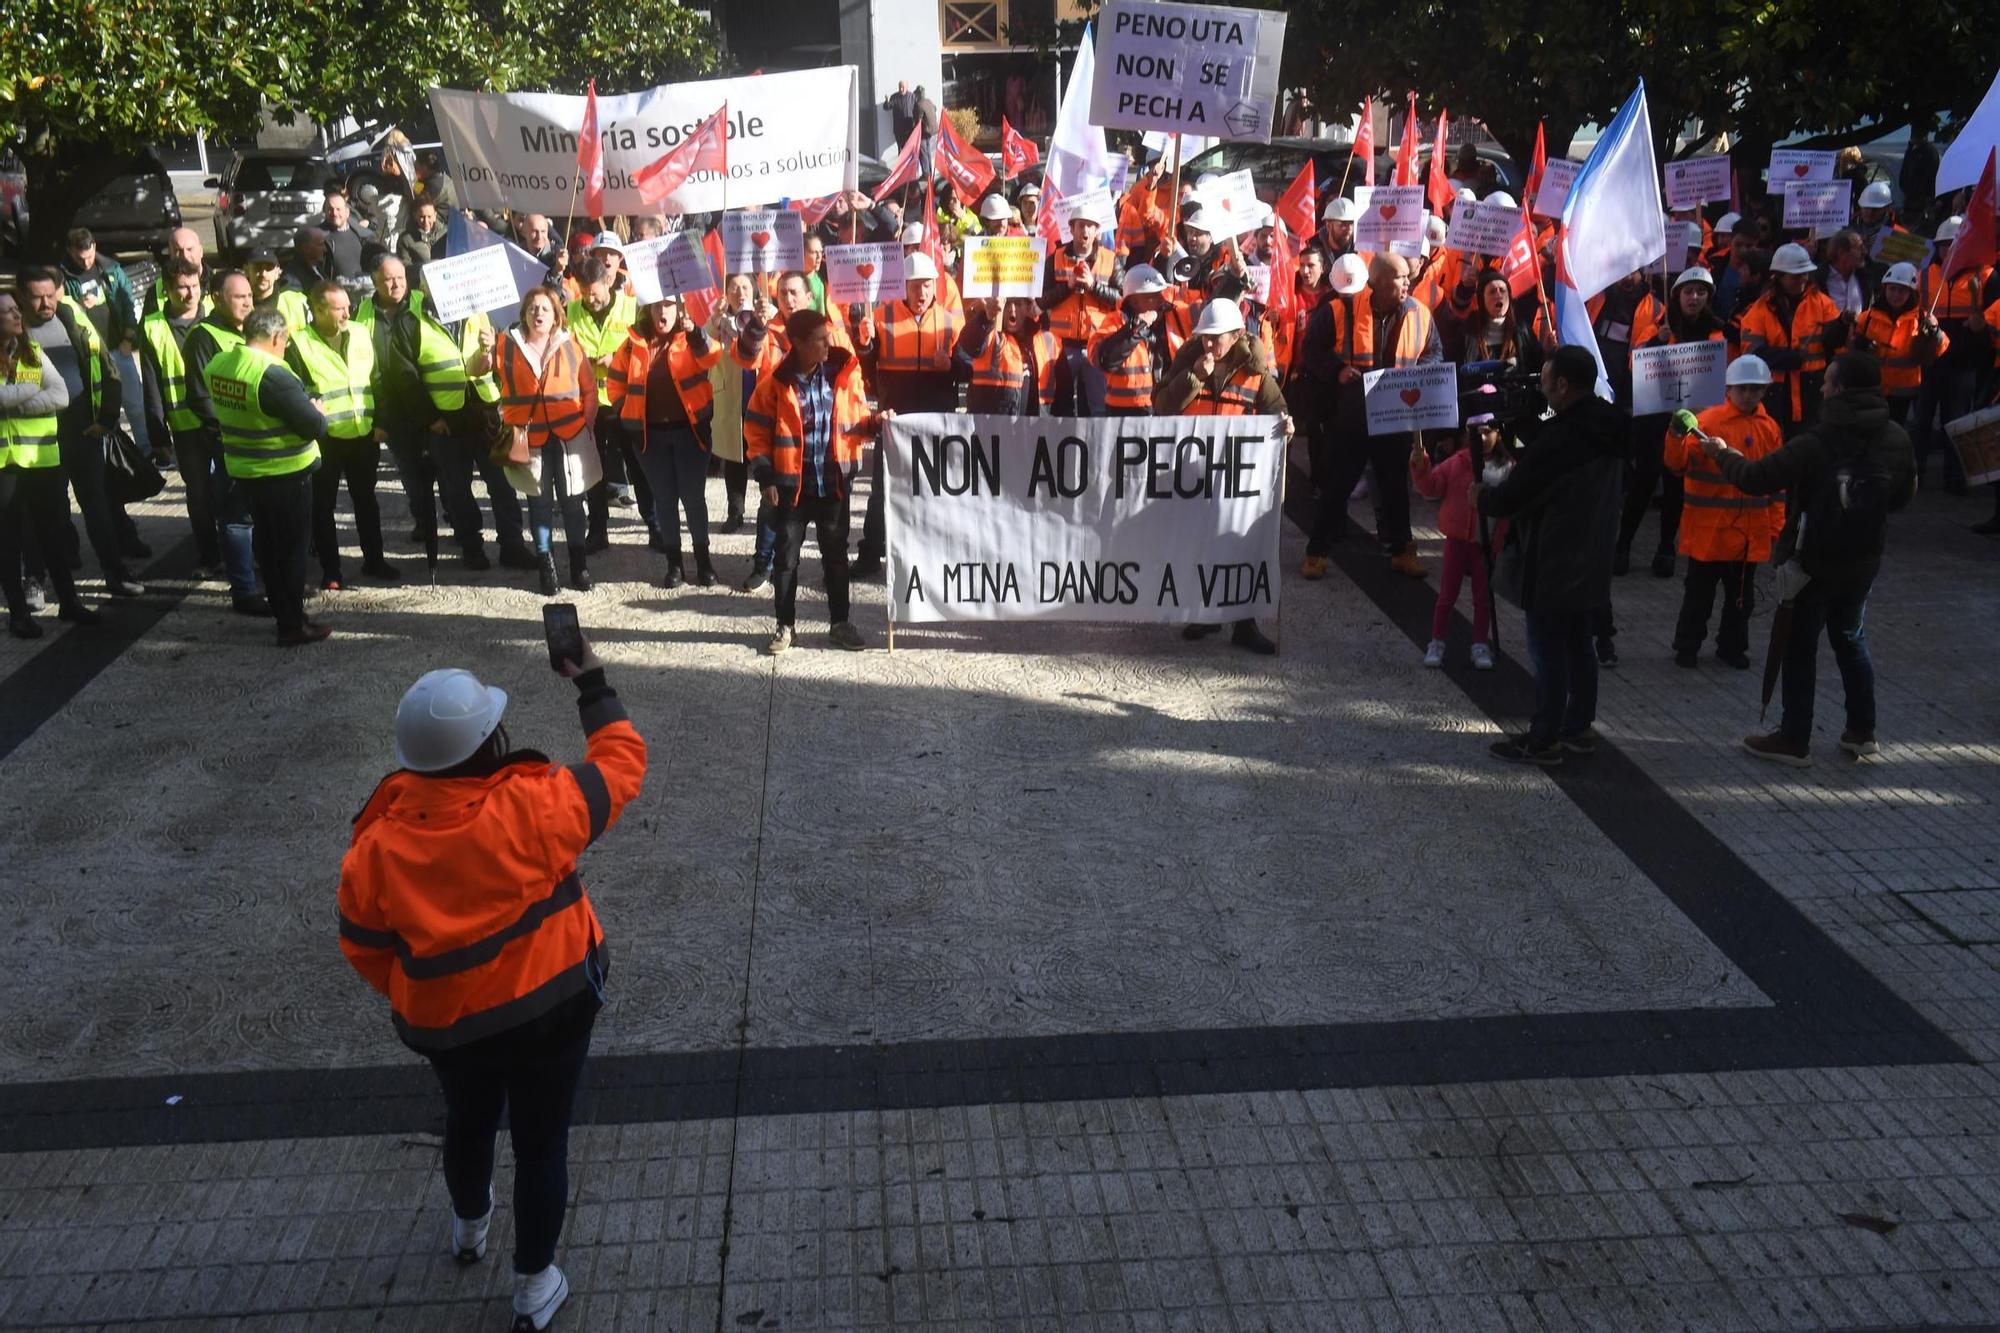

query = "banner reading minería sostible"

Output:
[[431, 67, 860, 216]]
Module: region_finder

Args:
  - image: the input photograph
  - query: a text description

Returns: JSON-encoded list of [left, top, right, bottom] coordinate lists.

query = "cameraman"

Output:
[[1473, 344, 1626, 766]]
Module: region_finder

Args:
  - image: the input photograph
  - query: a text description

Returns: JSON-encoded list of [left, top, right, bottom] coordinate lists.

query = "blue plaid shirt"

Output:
[[797, 362, 835, 498]]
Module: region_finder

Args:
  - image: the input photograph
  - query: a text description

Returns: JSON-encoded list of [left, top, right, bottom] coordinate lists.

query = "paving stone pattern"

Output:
[[1, 456, 1997, 1329]]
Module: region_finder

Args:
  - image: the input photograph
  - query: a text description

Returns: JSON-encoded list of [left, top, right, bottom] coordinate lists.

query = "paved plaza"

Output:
[[2, 451, 1999, 1331]]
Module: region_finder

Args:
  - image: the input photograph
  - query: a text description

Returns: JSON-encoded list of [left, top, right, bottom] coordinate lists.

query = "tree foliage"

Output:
[[0, 0, 719, 255]]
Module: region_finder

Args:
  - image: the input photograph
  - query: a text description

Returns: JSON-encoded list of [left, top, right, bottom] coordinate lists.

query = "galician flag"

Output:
[[1555, 79, 1665, 397], [1049, 24, 1119, 197]]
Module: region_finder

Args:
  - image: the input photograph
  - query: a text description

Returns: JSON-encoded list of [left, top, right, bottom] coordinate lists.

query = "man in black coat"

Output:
[[1474, 344, 1627, 765], [1699, 351, 1916, 767]]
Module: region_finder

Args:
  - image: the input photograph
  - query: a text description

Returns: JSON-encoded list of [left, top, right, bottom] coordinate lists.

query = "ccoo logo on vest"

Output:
[[210, 375, 250, 410]]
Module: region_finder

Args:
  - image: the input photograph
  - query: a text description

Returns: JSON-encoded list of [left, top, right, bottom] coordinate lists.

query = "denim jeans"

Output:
[[635, 424, 710, 558], [427, 1012, 594, 1275], [1780, 579, 1874, 746], [113, 348, 151, 456], [1523, 608, 1598, 747], [173, 427, 257, 597], [528, 445, 587, 556]]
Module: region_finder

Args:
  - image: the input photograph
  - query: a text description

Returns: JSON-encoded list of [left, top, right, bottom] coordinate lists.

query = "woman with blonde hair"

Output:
[[491, 287, 601, 594]]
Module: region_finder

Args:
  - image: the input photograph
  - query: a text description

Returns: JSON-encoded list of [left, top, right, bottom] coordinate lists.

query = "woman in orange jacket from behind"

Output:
[[607, 293, 724, 588], [338, 643, 646, 1331]]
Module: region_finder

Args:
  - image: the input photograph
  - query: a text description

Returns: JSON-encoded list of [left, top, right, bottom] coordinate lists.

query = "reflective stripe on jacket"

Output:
[[140, 309, 200, 432], [337, 688, 647, 1053], [0, 356, 61, 469], [1330, 296, 1436, 373], [1664, 401, 1784, 563], [606, 327, 722, 438], [1853, 306, 1944, 396], [742, 348, 875, 497], [966, 326, 1059, 416], [204, 344, 321, 478], [1737, 287, 1841, 420], [497, 333, 590, 446], [289, 323, 377, 438]]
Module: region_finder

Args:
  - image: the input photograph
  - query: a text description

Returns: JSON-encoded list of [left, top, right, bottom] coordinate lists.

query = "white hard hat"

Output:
[[1195, 172, 1219, 189], [394, 669, 508, 773], [1241, 202, 1274, 232], [1771, 242, 1817, 275], [1122, 264, 1169, 297], [899, 222, 926, 245], [1716, 211, 1743, 234], [1329, 253, 1369, 296], [902, 251, 938, 281], [1672, 265, 1715, 290], [1682, 220, 1705, 247], [1483, 191, 1517, 211], [1859, 181, 1893, 210], [1725, 354, 1773, 387], [1191, 297, 1245, 336], [1883, 261, 1920, 288], [1425, 214, 1448, 244], [588, 233, 625, 256], [1936, 215, 1963, 243], [1018, 180, 1041, 197], [978, 195, 1014, 221], [1323, 196, 1361, 223], [1455, 186, 1477, 205], [1182, 208, 1212, 235]]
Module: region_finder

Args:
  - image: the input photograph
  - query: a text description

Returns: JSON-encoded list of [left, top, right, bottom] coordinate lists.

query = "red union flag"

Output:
[[1354, 98, 1375, 188], [1001, 118, 1039, 181], [873, 123, 925, 203], [1501, 204, 1543, 299], [1266, 222, 1298, 321], [1525, 122, 1548, 210], [1037, 180, 1066, 250], [936, 113, 996, 207], [792, 193, 840, 228], [682, 226, 727, 327], [1275, 160, 1316, 241], [1427, 108, 1454, 217], [635, 103, 729, 206], [1394, 95, 1419, 187], [1941, 147, 1997, 286], [576, 79, 606, 218]]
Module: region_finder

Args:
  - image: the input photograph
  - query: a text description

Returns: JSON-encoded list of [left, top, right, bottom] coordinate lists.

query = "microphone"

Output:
[[1671, 408, 1701, 436]]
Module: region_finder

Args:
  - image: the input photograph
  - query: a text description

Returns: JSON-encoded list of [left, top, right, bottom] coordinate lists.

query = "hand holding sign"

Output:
[[722, 210, 806, 272], [1362, 363, 1459, 435]]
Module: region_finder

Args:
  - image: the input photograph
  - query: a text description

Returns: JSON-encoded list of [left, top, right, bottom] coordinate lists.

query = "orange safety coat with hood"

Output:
[[338, 677, 648, 1053], [1665, 401, 1785, 563]]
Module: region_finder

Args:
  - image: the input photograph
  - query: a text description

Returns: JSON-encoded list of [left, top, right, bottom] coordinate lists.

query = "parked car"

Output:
[[76, 150, 183, 255], [209, 149, 336, 260]]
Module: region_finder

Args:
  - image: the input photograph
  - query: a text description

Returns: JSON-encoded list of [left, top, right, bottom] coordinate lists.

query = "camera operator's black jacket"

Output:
[[1478, 394, 1627, 615]]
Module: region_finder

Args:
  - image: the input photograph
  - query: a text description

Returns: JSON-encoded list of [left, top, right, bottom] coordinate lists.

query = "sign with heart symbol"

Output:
[[1355, 185, 1424, 250], [723, 209, 805, 271], [825, 241, 904, 306], [1363, 362, 1460, 435]]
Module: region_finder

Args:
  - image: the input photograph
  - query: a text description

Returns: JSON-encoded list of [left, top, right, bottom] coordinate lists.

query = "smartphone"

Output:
[[542, 602, 583, 671]]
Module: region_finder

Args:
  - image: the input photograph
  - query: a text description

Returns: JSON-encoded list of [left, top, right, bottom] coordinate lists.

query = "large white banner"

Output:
[[431, 68, 860, 216], [885, 413, 1284, 625], [1091, 0, 1288, 142]]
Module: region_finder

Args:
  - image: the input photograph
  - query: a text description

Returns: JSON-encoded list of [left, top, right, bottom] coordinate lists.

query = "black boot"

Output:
[[537, 552, 559, 597], [569, 551, 592, 592], [694, 551, 717, 587], [1612, 546, 1631, 576], [662, 558, 685, 590], [1230, 620, 1277, 655]]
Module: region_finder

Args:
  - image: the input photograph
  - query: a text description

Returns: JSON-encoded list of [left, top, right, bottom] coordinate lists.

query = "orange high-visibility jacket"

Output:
[[1737, 286, 1842, 421], [743, 347, 877, 499], [606, 327, 723, 436], [1922, 263, 1990, 324], [1665, 401, 1785, 563], [1043, 243, 1121, 345], [870, 299, 962, 374], [497, 332, 592, 446], [1851, 305, 1946, 397], [337, 686, 647, 1053], [963, 323, 1060, 415], [1330, 296, 1437, 372], [1117, 178, 1173, 256]]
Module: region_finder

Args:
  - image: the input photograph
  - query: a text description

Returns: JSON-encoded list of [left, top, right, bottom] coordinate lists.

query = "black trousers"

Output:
[[1618, 415, 1683, 557], [584, 418, 655, 542], [1673, 558, 1756, 657], [238, 469, 314, 634], [58, 426, 136, 576], [311, 436, 386, 579], [0, 467, 81, 615], [724, 459, 749, 521], [428, 1011, 594, 1276], [772, 493, 851, 627], [1309, 428, 1413, 556]]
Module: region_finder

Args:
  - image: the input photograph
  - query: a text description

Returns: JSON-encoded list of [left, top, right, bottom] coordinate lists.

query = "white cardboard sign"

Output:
[[1769, 148, 1836, 185], [884, 412, 1285, 624], [1444, 200, 1519, 257], [420, 245, 522, 324], [721, 209, 806, 273], [1665, 156, 1733, 210], [1630, 339, 1727, 416], [1194, 169, 1261, 232], [824, 242, 904, 307], [624, 232, 716, 305], [1090, 0, 1289, 143], [1782, 181, 1851, 232], [1053, 186, 1117, 231], [1355, 185, 1424, 250], [1362, 363, 1460, 435], [1532, 160, 1581, 220]]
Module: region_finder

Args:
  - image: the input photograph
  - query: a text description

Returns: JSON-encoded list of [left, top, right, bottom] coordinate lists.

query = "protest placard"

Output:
[[722, 209, 806, 272], [1090, 0, 1289, 142], [884, 413, 1284, 626], [1444, 200, 1519, 257], [1052, 186, 1117, 230], [1362, 364, 1460, 435], [420, 246, 522, 324], [1533, 159, 1580, 219], [624, 231, 716, 305], [431, 67, 859, 215], [961, 235, 1047, 300], [1872, 230, 1934, 267], [1356, 185, 1424, 250], [1664, 155, 1733, 210], [825, 242, 904, 307], [1783, 181, 1851, 232], [1630, 340, 1727, 416], [1242, 263, 1272, 304], [1194, 169, 1260, 231], [1769, 148, 1836, 184]]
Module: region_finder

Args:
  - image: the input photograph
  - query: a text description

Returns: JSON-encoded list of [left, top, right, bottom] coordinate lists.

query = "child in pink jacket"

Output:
[[1410, 414, 1507, 669]]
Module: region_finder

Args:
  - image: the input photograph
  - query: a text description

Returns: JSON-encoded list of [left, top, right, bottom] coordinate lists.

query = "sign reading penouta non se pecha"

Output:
[[1090, 0, 1289, 142]]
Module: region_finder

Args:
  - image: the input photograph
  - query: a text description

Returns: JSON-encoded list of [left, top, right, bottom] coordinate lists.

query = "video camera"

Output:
[[1458, 361, 1547, 430]]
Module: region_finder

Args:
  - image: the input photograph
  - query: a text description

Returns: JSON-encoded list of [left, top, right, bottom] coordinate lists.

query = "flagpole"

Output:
[[1163, 133, 1185, 265]]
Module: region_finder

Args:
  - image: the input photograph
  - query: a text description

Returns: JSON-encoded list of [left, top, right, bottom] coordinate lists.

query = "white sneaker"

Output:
[[1422, 639, 1445, 668], [450, 1186, 492, 1264], [1470, 642, 1495, 671], [512, 1265, 569, 1331], [765, 624, 793, 656]]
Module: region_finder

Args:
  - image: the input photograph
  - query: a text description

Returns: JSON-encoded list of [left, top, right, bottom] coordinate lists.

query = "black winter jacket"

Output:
[[1479, 394, 1627, 615]]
